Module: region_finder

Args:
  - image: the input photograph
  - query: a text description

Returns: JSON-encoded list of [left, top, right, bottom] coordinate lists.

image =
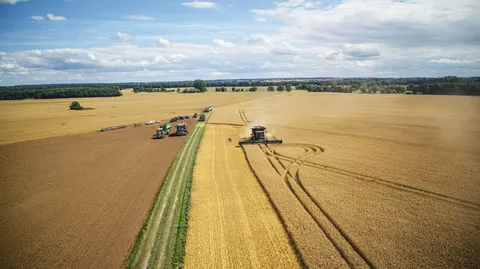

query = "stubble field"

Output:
[[209, 93, 480, 268], [184, 124, 300, 268], [0, 121, 193, 268]]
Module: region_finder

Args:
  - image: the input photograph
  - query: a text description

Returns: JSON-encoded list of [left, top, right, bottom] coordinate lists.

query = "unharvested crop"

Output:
[[215, 93, 480, 268]]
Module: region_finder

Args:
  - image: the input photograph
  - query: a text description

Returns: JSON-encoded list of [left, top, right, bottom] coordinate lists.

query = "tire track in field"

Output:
[[239, 109, 250, 125], [274, 154, 480, 211], [261, 144, 373, 268], [238, 107, 371, 268]]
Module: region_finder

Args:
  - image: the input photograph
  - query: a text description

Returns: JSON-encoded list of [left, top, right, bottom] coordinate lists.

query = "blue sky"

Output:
[[0, 0, 479, 85]]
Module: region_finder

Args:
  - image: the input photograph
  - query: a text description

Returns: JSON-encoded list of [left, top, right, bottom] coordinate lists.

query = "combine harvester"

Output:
[[239, 126, 283, 145], [154, 123, 171, 139]]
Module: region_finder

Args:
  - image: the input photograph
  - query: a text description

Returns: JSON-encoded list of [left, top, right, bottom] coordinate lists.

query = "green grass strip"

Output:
[[126, 113, 210, 269]]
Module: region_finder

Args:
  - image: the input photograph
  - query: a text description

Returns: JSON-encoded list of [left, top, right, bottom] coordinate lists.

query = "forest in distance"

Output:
[[1, 76, 479, 100]]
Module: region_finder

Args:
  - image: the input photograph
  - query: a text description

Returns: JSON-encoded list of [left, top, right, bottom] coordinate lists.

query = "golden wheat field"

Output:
[[0, 89, 279, 144], [209, 93, 480, 268], [184, 124, 299, 268]]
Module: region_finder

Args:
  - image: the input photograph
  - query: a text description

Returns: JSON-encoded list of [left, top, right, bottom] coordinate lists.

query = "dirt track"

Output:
[[0, 120, 194, 269]]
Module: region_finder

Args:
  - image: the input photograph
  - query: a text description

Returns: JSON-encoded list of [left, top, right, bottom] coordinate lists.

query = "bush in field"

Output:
[[286, 85, 292, 92], [193, 79, 207, 92], [267, 86, 275, 92], [276, 86, 285, 92], [70, 101, 84, 110]]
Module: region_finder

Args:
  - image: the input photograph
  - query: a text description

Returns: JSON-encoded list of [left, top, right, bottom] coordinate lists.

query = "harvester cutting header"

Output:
[[239, 126, 282, 145]]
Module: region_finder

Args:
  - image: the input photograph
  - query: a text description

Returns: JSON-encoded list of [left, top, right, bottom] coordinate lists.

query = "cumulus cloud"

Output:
[[46, 14, 67, 21], [64, 58, 82, 64], [213, 39, 235, 48], [154, 55, 170, 64], [0, 0, 28, 4], [269, 41, 296, 55], [87, 53, 96, 61], [126, 14, 155, 21], [168, 53, 189, 63], [30, 16, 45, 21], [112, 32, 133, 41], [181, 1, 217, 9], [429, 58, 480, 64], [251, 0, 480, 47], [157, 38, 171, 47]]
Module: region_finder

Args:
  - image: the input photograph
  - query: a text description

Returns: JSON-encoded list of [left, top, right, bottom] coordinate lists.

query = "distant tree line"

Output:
[[132, 87, 174, 93], [3, 76, 480, 100], [406, 82, 480, 95], [0, 86, 122, 100]]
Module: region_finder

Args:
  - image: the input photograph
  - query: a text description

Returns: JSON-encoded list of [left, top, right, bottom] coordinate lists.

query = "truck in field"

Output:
[[199, 114, 206, 122], [154, 122, 172, 139], [204, 106, 213, 112], [175, 122, 188, 136]]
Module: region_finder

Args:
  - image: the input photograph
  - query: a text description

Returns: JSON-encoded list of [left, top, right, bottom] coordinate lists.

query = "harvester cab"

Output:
[[239, 126, 283, 145]]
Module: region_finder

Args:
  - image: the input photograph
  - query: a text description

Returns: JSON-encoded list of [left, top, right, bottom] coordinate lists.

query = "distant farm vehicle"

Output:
[[170, 117, 178, 123], [199, 114, 206, 122], [185, 115, 190, 119], [154, 122, 172, 139], [239, 126, 283, 145], [100, 125, 127, 132], [174, 122, 188, 136], [204, 106, 213, 112], [134, 122, 141, 127], [146, 120, 159, 125], [193, 113, 199, 118]]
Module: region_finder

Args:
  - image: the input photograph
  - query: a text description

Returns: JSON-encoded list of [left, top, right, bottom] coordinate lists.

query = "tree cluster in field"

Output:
[[215, 86, 259, 92], [69, 101, 84, 110], [0, 86, 122, 100], [132, 87, 175, 93]]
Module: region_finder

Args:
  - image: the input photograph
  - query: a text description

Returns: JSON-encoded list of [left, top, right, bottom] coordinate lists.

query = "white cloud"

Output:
[[429, 58, 480, 64], [126, 14, 155, 21], [210, 71, 231, 76], [157, 38, 171, 47], [255, 17, 267, 22], [168, 53, 189, 63], [87, 53, 96, 61], [46, 14, 67, 21], [251, 0, 480, 47], [112, 32, 133, 41], [30, 16, 45, 21], [64, 58, 82, 63], [213, 39, 235, 48], [0, 0, 28, 4], [181, 1, 217, 9], [154, 55, 170, 64], [269, 41, 296, 55]]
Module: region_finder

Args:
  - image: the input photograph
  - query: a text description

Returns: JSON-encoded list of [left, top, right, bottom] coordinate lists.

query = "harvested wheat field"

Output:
[[184, 124, 300, 268], [0, 121, 194, 269], [0, 89, 279, 144], [210, 93, 480, 268]]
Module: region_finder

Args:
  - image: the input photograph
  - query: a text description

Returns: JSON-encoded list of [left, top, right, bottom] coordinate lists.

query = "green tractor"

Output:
[[154, 122, 172, 139]]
